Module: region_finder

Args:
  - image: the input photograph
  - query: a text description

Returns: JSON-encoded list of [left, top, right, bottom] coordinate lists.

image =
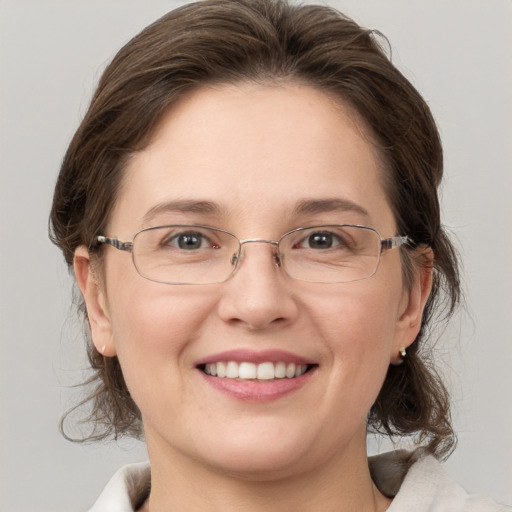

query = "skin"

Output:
[[74, 83, 432, 511]]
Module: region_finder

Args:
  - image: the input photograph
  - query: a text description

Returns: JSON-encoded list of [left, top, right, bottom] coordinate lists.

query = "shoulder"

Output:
[[370, 450, 511, 512], [88, 461, 151, 512]]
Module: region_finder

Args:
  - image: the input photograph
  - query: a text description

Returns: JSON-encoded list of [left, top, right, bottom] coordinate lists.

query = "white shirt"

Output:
[[88, 451, 510, 511]]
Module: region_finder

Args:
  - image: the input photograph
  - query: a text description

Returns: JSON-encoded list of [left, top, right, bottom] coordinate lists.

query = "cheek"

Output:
[[109, 269, 212, 340], [313, 284, 400, 343], [105, 286, 219, 430], [287, 285, 402, 447], [308, 280, 403, 385], [107, 282, 216, 383]]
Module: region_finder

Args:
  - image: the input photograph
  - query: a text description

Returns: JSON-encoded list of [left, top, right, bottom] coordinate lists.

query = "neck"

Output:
[[142, 429, 391, 512]]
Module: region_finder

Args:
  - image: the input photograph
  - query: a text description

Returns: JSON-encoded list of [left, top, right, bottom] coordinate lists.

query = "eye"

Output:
[[298, 231, 342, 250], [166, 231, 215, 250]]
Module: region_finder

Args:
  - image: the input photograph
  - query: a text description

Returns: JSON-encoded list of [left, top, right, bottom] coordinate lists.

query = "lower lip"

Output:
[[198, 367, 317, 402]]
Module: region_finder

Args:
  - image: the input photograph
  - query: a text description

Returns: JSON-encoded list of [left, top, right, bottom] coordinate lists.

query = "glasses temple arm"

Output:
[[93, 236, 133, 252], [381, 235, 414, 251]]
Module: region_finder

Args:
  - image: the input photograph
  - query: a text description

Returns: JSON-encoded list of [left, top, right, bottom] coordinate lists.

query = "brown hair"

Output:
[[50, 0, 460, 458]]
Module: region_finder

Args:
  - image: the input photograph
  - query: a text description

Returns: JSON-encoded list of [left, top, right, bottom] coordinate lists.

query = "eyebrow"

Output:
[[293, 198, 369, 217], [142, 200, 224, 225], [141, 197, 369, 227]]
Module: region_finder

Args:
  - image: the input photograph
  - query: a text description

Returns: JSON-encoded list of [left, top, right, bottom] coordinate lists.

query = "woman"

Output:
[[49, 0, 509, 510]]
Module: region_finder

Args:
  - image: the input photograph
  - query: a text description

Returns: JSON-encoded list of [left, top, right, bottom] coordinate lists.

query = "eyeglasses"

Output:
[[93, 224, 412, 285]]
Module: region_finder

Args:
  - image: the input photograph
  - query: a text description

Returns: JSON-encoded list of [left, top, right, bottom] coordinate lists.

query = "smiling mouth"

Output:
[[200, 361, 315, 380]]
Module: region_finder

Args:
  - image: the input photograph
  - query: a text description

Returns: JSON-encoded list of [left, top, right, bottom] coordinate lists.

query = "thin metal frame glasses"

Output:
[[93, 224, 412, 285]]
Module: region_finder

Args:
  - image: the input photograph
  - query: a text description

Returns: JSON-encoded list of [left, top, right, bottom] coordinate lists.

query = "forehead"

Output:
[[111, 83, 395, 235]]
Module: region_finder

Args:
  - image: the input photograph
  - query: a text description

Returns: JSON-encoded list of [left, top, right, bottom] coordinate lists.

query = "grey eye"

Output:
[[169, 232, 209, 250]]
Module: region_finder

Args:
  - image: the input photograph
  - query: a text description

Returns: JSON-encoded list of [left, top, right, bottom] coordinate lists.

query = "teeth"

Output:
[[203, 361, 309, 380], [226, 361, 239, 379], [257, 362, 275, 380], [216, 362, 226, 378], [275, 362, 286, 378], [239, 362, 257, 379]]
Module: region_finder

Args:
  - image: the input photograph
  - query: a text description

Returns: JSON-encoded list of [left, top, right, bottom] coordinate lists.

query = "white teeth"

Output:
[[257, 362, 275, 380], [204, 363, 217, 376], [226, 361, 239, 379], [216, 362, 226, 378], [295, 364, 307, 377], [203, 361, 309, 380], [275, 361, 286, 379], [285, 363, 296, 378], [239, 362, 257, 379]]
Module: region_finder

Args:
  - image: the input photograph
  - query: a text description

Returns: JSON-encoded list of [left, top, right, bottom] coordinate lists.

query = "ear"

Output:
[[74, 246, 116, 357], [391, 247, 433, 364]]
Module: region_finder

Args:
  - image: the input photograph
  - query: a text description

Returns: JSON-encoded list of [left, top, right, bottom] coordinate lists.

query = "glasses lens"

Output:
[[132, 226, 239, 284], [280, 225, 381, 283]]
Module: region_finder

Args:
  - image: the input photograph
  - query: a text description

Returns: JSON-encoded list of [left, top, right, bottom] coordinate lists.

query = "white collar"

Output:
[[88, 451, 507, 511]]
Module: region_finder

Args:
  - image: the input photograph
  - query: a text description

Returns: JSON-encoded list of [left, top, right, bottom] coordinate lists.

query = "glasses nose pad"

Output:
[[230, 245, 281, 270], [273, 250, 282, 267], [230, 251, 240, 267]]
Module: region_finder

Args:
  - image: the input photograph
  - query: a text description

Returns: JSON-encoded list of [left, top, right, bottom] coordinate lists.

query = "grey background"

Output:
[[1, 1, 511, 510]]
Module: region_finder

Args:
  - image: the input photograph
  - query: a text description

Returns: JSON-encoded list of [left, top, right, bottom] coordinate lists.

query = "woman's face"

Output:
[[77, 83, 427, 479]]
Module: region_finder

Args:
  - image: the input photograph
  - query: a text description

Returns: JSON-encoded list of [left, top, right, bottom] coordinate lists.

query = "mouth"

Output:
[[199, 361, 315, 381], [195, 349, 318, 400]]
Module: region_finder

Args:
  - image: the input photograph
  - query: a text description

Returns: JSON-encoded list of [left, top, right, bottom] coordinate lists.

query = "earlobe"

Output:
[[391, 248, 434, 364], [74, 246, 116, 357]]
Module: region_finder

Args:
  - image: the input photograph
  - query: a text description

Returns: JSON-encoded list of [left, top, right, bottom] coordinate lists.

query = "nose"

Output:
[[217, 240, 299, 330]]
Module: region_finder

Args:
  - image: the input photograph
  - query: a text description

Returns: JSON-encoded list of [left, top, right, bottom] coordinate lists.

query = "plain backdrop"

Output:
[[1, 1, 511, 510]]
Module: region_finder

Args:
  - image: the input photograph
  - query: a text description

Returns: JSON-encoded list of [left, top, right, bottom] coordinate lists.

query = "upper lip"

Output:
[[195, 349, 316, 367]]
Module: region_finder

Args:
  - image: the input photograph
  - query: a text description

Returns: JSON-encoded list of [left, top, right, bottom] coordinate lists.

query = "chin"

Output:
[[192, 424, 331, 481], [207, 450, 311, 482]]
